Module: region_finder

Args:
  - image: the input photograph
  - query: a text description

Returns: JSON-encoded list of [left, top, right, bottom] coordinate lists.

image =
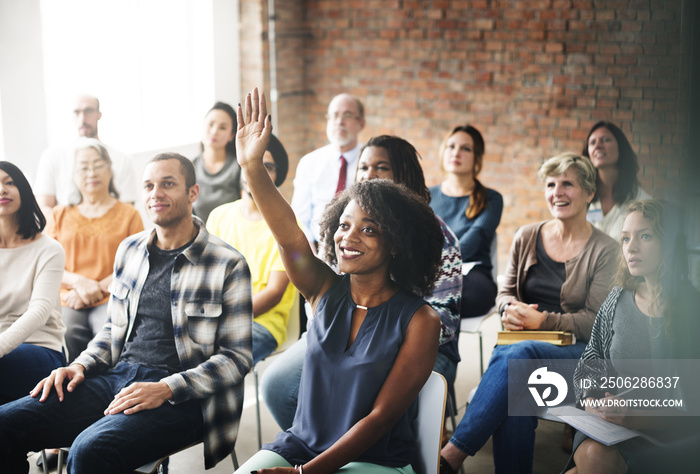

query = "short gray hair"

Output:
[[538, 152, 597, 195]]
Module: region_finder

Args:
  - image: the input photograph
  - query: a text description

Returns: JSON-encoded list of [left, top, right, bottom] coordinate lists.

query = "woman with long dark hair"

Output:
[[0, 161, 66, 404], [582, 121, 650, 240], [430, 125, 503, 318], [192, 101, 241, 222]]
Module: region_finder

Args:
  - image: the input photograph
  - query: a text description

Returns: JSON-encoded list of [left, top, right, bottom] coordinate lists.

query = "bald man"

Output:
[[290, 93, 366, 247]]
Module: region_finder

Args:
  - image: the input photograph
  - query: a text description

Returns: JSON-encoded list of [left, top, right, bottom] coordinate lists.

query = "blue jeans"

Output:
[[449, 340, 586, 474], [0, 362, 203, 474], [260, 332, 307, 430], [253, 321, 280, 365], [0, 343, 65, 404], [260, 332, 460, 431]]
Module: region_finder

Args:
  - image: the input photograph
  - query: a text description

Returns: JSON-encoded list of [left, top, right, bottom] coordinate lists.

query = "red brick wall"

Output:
[[241, 0, 691, 271]]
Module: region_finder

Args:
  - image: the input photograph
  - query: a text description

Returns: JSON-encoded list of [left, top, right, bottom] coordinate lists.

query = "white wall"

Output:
[[0, 0, 48, 182]]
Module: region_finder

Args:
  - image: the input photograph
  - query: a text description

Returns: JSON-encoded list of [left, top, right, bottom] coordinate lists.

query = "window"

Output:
[[40, 0, 230, 153]]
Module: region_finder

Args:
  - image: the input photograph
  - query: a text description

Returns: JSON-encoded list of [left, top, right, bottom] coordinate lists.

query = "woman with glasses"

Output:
[[0, 161, 66, 404], [45, 138, 143, 362], [206, 133, 295, 364]]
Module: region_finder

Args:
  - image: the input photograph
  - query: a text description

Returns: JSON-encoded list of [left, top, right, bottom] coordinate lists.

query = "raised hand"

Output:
[[235, 87, 272, 170]]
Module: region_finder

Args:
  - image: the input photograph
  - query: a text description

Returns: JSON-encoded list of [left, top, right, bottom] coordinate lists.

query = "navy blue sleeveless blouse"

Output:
[[264, 274, 427, 467]]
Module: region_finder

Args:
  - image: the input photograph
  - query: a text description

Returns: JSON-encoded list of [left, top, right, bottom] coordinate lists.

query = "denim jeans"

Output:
[[260, 331, 307, 430], [253, 321, 280, 365], [0, 362, 203, 474], [449, 340, 586, 474], [0, 343, 65, 404]]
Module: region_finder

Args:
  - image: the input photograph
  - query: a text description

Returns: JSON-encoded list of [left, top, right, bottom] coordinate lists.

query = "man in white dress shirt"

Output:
[[291, 93, 365, 248], [34, 94, 139, 218]]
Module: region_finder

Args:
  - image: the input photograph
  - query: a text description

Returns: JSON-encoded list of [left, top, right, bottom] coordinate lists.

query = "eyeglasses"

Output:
[[325, 112, 360, 122], [75, 162, 109, 174], [264, 162, 278, 173]]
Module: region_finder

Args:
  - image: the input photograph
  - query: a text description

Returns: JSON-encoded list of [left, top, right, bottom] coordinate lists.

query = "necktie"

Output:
[[335, 155, 347, 195]]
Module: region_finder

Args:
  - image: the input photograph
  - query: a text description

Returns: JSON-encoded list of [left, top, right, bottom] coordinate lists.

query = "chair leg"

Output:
[[254, 364, 262, 450], [445, 389, 457, 433], [57, 448, 67, 473], [478, 332, 484, 375], [231, 449, 239, 470], [40, 450, 48, 474]]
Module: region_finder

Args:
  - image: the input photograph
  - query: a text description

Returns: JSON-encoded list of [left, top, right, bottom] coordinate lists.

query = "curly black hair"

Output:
[[318, 179, 444, 296]]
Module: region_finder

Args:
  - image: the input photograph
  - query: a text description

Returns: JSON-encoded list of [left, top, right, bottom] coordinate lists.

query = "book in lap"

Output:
[[497, 330, 576, 346]]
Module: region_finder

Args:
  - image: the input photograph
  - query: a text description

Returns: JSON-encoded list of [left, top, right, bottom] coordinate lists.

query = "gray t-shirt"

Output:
[[119, 240, 194, 373], [192, 152, 241, 223]]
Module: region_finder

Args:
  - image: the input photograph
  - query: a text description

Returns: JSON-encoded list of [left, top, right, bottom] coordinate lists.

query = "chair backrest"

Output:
[[489, 233, 498, 280], [414, 371, 447, 474]]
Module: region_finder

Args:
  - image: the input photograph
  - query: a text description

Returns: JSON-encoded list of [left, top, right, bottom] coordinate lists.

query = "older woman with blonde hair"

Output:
[[45, 138, 143, 361], [440, 153, 618, 474]]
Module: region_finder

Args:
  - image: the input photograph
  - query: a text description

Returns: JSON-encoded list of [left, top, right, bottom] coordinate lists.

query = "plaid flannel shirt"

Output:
[[74, 218, 253, 468]]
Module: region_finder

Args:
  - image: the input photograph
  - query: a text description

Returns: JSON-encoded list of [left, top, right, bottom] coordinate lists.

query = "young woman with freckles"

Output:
[[563, 200, 700, 474], [440, 153, 618, 474], [234, 89, 445, 474]]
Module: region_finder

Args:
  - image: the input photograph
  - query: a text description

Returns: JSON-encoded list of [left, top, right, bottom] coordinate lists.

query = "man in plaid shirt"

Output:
[[0, 153, 253, 472]]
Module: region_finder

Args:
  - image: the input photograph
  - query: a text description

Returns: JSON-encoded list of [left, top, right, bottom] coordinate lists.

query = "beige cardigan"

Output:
[[496, 221, 618, 342]]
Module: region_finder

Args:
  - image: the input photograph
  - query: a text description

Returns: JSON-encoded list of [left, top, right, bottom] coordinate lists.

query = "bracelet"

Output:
[[294, 465, 303, 474]]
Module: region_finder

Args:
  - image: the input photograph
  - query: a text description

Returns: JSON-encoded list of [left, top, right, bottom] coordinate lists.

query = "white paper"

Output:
[[547, 406, 652, 446]]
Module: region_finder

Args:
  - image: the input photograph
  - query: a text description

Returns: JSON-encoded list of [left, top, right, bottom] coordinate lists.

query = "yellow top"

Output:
[[207, 200, 295, 347]]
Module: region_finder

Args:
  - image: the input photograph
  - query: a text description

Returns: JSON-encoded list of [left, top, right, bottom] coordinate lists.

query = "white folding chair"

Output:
[[414, 371, 448, 474], [460, 235, 500, 375]]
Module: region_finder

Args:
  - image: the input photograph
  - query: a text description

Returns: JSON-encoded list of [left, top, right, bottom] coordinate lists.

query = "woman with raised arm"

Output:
[[234, 89, 444, 474], [0, 161, 66, 404], [430, 125, 503, 318], [582, 121, 650, 240], [440, 153, 618, 474], [260, 135, 462, 432], [564, 200, 700, 473]]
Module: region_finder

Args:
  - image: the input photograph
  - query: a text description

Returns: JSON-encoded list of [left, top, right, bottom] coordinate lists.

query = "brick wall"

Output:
[[241, 0, 691, 271]]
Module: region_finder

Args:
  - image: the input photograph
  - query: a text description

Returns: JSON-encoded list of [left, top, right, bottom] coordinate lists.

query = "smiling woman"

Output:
[[234, 88, 446, 474], [440, 152, 619, 474]]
